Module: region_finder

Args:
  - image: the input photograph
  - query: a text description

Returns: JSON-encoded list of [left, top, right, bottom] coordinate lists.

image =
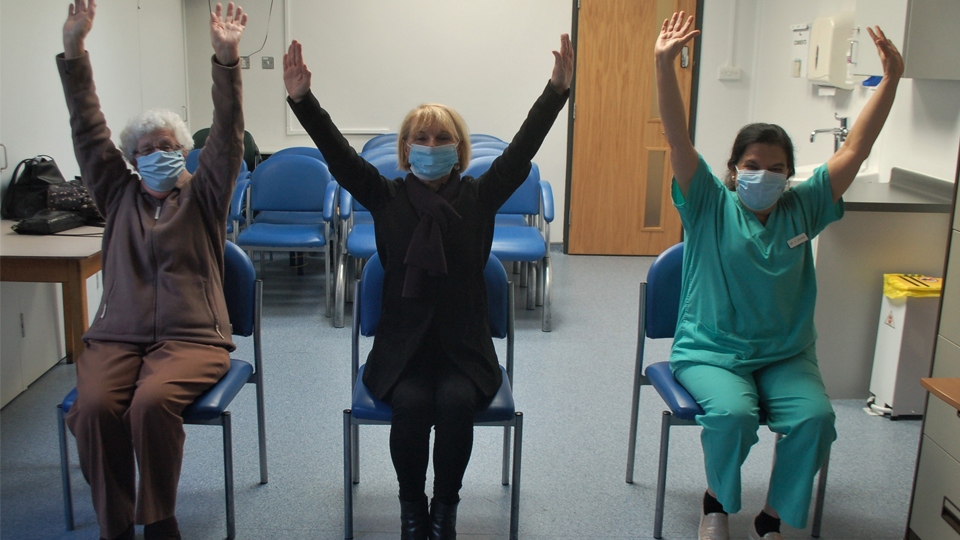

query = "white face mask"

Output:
[[736, 168, 788, 211]]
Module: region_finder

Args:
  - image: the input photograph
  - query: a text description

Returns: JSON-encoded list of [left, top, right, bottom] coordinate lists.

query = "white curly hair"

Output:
[[119, 109, 194, 162]]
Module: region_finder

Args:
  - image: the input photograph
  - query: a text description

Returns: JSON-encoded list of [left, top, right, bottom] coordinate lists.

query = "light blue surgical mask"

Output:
[[407, 144, 459, 181], [136, 150, 185, 193], [736, 168, 789, 212]]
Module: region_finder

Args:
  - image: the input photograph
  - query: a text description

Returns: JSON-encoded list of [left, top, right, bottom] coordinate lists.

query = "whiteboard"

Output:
[[283, 0, 572, 138]]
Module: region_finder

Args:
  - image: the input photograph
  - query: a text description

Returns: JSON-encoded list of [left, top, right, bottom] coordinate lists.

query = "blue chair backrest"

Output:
[[471, 140, 509, 150], [271, 146, 326, 163], [464, 155, 540, 216], [367, 153, 407, 181], [469, 147, 504, 159], [249, 155, 331, 212], [360, 145, 397, 161], [469, 134, 506, 145], [645, 242, 684, 340], [361, 133, 398, 153], [358, 252, 508, 339], [223, 240, 256, 337]]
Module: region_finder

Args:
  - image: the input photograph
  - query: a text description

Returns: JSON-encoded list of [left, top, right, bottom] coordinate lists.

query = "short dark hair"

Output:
[[723, 123, 795, 189]]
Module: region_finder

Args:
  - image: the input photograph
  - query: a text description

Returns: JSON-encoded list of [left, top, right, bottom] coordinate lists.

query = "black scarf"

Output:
[[402, 173, 462, 298]]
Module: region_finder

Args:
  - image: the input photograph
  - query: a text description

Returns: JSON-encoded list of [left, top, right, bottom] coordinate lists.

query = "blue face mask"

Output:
[[136, 150, 185, 192], [736, 168, 789, 212], [407, 144, 459, 181]]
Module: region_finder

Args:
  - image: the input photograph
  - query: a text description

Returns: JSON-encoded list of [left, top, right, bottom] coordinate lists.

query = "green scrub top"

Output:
[[669, 155, 844, 373]]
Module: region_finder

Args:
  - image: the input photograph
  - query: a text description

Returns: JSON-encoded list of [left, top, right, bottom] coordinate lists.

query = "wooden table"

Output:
[[921, 377, 960, 411], [0, 220, 103, 363]]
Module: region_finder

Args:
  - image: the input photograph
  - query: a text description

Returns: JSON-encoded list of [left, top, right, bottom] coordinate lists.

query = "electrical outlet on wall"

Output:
[[261, 56, 274, 69], [240, 56, 250, 69], [718, 66, 742, 81]]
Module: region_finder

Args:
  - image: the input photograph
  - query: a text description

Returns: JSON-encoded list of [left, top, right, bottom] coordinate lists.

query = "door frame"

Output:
[[562, 0, 704, 255]]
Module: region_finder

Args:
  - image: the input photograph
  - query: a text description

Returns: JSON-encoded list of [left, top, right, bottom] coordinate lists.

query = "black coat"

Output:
[[288, 83, 568, 400]]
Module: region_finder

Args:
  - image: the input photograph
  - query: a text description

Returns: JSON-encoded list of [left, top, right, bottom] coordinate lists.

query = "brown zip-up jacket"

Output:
[[57, 53, 244, 351]]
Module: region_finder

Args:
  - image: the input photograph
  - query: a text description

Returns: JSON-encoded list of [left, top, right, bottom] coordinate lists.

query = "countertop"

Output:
[[920, 377, 960, 411], [792, 167, 955, 213]]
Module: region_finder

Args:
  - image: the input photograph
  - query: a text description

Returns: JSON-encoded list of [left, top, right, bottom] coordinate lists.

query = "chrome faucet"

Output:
[[810, 113, 849, 153]]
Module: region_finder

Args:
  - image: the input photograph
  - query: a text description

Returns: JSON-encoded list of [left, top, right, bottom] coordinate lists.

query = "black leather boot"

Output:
[[143, 516, 181, 540], [399, 495, 429, 540], [427, 498, 459, 540]]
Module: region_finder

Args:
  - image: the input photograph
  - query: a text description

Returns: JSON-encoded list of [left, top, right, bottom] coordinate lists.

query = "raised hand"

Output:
[[550, 33, 575, 93], [210, 2, 247, 66], [655, 11, 699, 63], [866, 26, 904, 80], [283, 40, 312, 102], [63, 0, 96, 59]]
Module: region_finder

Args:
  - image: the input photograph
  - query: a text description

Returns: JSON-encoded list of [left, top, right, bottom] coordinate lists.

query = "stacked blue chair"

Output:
[[357, 144, 397, 162], [469, 133, 506, 145], [57, 241, 267, 540], [360, 133, 397, 153], [343, 252, 522, 539], [624, 242, 829, 539], [236, 155, 338, 317], [271, 146, 326, 163], [464, 155, 554, 332]]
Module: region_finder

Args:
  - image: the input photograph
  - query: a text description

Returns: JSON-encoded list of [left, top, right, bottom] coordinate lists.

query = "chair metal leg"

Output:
[[653, 411, 672, 540], [519, 262, 529, 288], [324, 244, 333, 318], [350, 423, 360, 484], [57, 405, 75, 531], [811, 450, 830, 537], [509, 412, 523, 540], [222, 412, 236, 540], [255, 380, 269, 485], [501, 425, 511, 486], [625, 369, 643, 484], [524, 262, 536, 310], [343, 410, 354, 540], [334, 254, 346, 328], [540, 257, 551, 332]]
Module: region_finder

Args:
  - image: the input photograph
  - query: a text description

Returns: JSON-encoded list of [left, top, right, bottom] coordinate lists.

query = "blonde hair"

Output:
[[119, 109, 193, 162], [397, 104, 471, 172]]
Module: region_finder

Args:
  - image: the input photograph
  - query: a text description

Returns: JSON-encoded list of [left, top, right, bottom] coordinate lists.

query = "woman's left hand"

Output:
[[550, 33, 574, 93], [866, 26, 904, 80], [210, 2, 247, 66]]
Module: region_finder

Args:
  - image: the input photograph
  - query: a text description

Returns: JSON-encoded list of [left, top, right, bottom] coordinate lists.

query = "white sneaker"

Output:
[[698, 512, 729, 540], [748, 518, 784, 540]]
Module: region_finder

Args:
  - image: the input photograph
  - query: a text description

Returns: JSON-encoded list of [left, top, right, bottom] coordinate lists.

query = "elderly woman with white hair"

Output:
[[58, 1, 247, 539]]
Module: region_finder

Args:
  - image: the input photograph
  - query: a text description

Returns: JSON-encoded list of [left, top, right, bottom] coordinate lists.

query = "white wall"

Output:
[[183, 0, 573, 236], [695, 0, 960, 184]]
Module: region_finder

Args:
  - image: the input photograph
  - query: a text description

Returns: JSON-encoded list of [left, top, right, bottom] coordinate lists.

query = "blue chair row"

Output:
[[360, 133, 506, 155], [625, 243, 829, 539], [235, 154, 339, 317], [58, 241, 267, 540], [344, 252, 523, 539]]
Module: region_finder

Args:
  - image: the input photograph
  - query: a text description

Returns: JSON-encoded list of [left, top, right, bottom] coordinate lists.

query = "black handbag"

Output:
[[11, 209, 86, 235], [1, 155, 67, 219], [47, 180, 103, 225]]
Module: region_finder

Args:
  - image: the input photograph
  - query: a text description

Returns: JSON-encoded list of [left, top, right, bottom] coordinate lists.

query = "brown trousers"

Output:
[[65, 340, 230, 539]]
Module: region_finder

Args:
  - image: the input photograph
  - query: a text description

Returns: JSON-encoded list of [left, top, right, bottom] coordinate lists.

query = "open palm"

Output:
[[63, 0, 96, 56], [210, 2, 247, 65], [655, 11, 699, 62], [283, 40, 312, 102]]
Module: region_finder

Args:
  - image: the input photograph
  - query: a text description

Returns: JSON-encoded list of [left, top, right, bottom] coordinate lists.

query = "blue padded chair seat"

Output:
[[491, 226, 546, 261], [352, 365, 515, 423], [237, 223, 327, 249], [645, 362, 704, 421], [182, 360, 254, 421], [61, 359, 254, 423], [495, 215, 529, 227], [345, 224, 377, 258], [254, 211, 326, 225]]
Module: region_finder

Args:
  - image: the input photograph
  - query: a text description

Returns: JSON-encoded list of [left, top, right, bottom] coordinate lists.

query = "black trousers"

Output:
[[385, 352, 483, 504]]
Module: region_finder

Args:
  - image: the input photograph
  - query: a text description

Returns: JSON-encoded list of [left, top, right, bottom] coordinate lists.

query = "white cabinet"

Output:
[[853, 0, 960, 80]]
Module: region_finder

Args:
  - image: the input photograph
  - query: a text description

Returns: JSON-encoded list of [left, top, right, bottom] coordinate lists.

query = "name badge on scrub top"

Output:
[[787, 233, 809, 248]]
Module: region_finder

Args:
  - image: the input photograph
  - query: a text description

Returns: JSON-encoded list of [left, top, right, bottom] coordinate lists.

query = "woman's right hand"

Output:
[[63, 0, 96, 59], [283, 40, 312, 103], [655, 11, 699, 63]]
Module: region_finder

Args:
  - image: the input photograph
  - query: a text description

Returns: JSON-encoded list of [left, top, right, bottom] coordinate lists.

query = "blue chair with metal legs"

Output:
[[57, 241, 267, 540], [624, 242, 829, 539], [343, 252, 523, 540]]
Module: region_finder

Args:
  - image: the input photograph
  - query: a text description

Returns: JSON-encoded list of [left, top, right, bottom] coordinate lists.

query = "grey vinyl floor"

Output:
[[1, 248, 922, 539]]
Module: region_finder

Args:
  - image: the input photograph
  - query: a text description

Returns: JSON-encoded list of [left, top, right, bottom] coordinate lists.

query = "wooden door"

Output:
[[566, 0, 697, 255]]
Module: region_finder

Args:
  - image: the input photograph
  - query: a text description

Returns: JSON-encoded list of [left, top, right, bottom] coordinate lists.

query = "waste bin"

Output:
[[868, 274, 942, 418]]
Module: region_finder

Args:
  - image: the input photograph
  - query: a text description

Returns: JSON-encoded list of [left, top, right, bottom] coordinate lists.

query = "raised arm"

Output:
[[825, 26, 903, 202], [655, 12, 700, 196]]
